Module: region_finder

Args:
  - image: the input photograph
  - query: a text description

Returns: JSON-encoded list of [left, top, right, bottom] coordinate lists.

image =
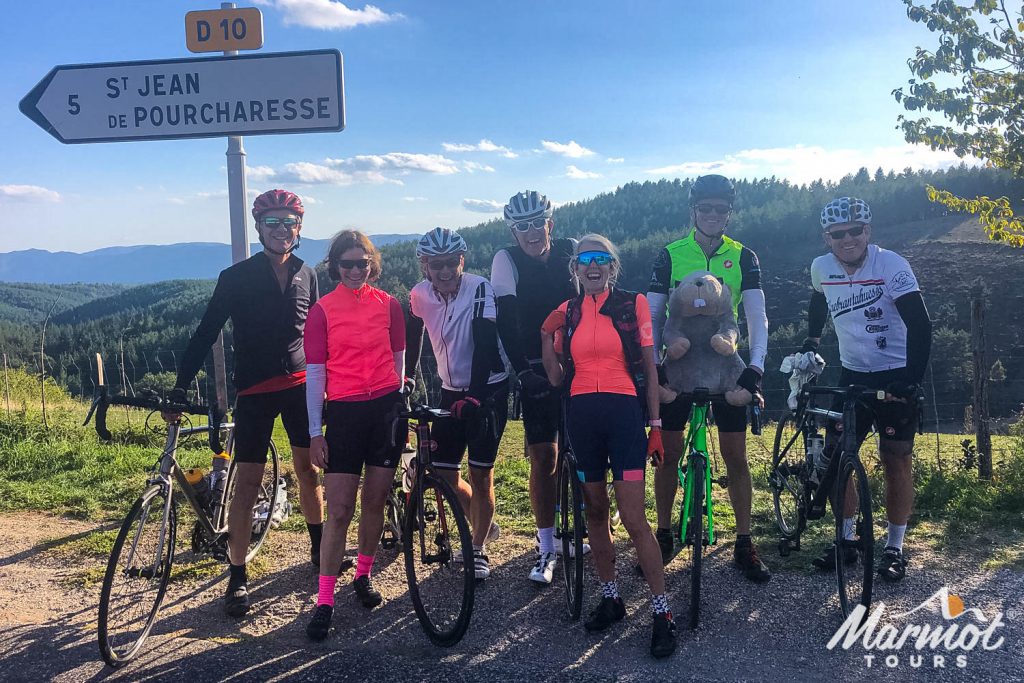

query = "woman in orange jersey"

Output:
[[540, 234, 676, 659], [303, 230, 407, 640]]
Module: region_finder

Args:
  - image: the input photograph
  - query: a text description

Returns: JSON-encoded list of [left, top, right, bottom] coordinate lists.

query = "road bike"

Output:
[[675, 388, 761, 630], [554, 396, 587, 621], [389, 402, 474, 646], [87, 386, 281, 667]]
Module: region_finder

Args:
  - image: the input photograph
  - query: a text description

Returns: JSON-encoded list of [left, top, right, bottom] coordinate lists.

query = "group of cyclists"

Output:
[[170, 176, 931, 660]]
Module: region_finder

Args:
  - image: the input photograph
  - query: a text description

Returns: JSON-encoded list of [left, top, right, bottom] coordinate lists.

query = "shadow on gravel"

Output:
[[0, 522, 120, 569]]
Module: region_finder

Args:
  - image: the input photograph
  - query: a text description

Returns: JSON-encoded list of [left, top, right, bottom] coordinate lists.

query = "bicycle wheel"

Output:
[[223, 440, 280, 564], [557, 454, 585, 620], [98, 485, 176, 667], [770, 412, 807, 540], [381, 481, 406, 551], [404, 473, 475, 646], [834, 454, 874, 619], [683, 459, 705, 630]]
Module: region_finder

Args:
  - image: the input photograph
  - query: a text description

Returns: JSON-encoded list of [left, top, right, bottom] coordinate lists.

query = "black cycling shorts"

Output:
[[432, 381, 509, 471], [661, 392, 747, 433], [566, 393, 647, 483], [324, 391, 406, 475], [233, 384, 311, 464], [826, 368, 919, 446], [521, 363, 561, 446]]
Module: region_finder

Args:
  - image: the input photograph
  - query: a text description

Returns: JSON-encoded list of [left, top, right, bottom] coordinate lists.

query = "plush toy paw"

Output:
[[659, 385, 678, 404], [665, 338, 691, 360], [710, 334, 736, 355], [725, 387, 752, 407]]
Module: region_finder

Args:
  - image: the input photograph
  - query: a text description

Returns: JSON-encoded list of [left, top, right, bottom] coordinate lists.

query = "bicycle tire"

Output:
[[770, 411, 807, 540], [98, 484, 176, 667], [557, 454, 585, 621], [223, 440, 279, 564], [381, 481, 406, 551], [403, 473, 475, 646], [685, 459, 705, 630], [834, 454, 874, 619]]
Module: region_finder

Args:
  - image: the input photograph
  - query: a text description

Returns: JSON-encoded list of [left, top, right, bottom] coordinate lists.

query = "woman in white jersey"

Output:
[[405, 228, 510, 580]]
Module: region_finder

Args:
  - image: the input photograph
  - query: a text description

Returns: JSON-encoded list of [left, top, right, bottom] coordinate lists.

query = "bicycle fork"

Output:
[[679, 452, 714, 546]]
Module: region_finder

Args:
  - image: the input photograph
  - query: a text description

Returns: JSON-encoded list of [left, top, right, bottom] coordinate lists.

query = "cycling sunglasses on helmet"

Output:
[[695, 203, 731, 215], [576, 250, 613, 266], [512, 218, 549, 232], [260, 217, 301, 229], [825, 225, 866, 240]]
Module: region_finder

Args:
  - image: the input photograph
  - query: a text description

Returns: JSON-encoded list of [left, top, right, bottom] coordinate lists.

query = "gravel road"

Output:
[[0, 512, 1019, 682]]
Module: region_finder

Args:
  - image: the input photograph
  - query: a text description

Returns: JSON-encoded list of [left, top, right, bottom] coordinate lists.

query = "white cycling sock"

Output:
[[537, 527, 556, 555], [886, 523, 907, 550], [842, 517, 856, 541]]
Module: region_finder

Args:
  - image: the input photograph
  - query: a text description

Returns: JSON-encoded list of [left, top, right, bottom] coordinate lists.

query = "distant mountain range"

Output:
[[0, 234, 418, 284]]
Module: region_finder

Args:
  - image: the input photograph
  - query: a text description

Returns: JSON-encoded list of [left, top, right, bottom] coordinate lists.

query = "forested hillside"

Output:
[[1, 165, 1022, 425]]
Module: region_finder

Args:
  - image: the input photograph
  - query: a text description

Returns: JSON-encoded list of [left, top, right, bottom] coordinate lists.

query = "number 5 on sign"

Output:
[[186, 8, 263, 53]]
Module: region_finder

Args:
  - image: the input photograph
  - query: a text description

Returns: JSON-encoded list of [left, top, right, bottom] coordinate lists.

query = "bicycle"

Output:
[[768, 383, 890, 619], [87, 385, 281, 667], [675, 388, 761, 630], [389, 402, 475, 646], [554, 396, 587, 621]]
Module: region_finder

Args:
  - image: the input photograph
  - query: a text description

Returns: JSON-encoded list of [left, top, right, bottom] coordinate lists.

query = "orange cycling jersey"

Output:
[[543, 290, 653, 397]]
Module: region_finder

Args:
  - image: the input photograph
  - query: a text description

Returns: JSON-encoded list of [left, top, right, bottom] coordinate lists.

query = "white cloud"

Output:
[[645, 144, 978, 185], [606, 157, 625, 164], [402, 196, 428, 202], [566, 165, 602, 180], [442, 139, 518, 158], [325, 152, 460, 175], [247, 165, 277, 181], [0, 184, 60, 202], [541, 140, 596, 158], [275, 161, 400, 186], [461, 161, 495, 173], [302, 195, 320, 204], [462, 198, 503, 213], [254, 0, 401, 30]]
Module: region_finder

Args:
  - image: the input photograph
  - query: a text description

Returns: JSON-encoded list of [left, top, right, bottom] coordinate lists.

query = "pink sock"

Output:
[[317, 574, 338, 607], [355, 552, 374, 579]]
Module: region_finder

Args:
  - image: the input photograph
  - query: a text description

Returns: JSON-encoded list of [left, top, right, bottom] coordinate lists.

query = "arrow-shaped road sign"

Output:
[[20, 49, 344, 144]]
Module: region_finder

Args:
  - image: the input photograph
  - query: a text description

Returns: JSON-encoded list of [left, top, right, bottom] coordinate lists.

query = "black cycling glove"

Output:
[[167, 386, 188, 405], [885, 380, 919, 401], [736, 367, 762, 394], [518, 370, 552, 400]]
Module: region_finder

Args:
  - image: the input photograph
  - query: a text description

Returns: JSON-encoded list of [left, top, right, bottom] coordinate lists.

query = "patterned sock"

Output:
[[601, 581, 619, 599], [307, 522, 323, 555], [886, 523, 907, 550], [537, 527, 556, 555], [317, 574, 338, 607], [229, 563, 247, 586], [843, 517, 856, 541], [355, 552, 375, 579], [651, 593, 671, 615]]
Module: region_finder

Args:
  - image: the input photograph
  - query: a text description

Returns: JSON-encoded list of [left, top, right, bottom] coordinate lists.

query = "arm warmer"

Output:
[[808, 290, 828, 339], [469, 318, 501, 397], [647, 291, 669, 354], [175, 273, 231, 389], [894, 291, 932, 385], [405, 311, 425, 379], [741, 288, 768, 371], [496, 294, 531, 374], [305, 363, 326, 437]]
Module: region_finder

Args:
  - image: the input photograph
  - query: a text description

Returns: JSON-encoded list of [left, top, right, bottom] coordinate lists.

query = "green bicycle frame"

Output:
[[677, 402, 715, 546]]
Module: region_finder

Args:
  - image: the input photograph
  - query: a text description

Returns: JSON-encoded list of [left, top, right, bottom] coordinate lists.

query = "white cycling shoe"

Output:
[[529, 552, 557, 584]]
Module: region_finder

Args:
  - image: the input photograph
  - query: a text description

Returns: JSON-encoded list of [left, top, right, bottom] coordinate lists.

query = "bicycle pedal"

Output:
[[716, 476, 729, 488]]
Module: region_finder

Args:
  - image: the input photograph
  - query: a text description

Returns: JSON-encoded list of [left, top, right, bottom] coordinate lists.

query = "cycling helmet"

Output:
[[688, 174, 736, 206], [416, 227, 468, 257], [251, 189, 304, 221], [820, 197, 872, 229], [503, 190, 553, 228]]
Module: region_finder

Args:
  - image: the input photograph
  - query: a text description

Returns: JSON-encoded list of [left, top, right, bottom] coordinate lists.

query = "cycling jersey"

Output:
[[408, 273, 509, 392], [810, 244, 920, 373], [304, 284, 404, 401], [176, 251, 318, 392]]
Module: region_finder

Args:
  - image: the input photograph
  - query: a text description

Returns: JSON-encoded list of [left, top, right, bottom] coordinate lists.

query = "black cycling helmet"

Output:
[[688, 174, 736, 206]]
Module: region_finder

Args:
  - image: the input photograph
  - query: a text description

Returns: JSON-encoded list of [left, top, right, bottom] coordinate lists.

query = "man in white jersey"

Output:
[[406, 228, 509, 580], [803, 197, 932, 581]]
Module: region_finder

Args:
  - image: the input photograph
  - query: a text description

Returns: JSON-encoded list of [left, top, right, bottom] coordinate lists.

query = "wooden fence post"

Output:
[[970, 287, 992, 480]]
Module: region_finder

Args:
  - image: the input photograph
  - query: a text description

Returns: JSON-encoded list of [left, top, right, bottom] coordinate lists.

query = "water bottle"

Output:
[[209, 451, 230, 509], [270, 478, 292, 527], [184, 468, 213, 513], [401, 451, 416, 493]]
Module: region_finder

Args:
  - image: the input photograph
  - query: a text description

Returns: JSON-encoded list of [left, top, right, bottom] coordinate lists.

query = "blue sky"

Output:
[[0, 0, 968, 253]]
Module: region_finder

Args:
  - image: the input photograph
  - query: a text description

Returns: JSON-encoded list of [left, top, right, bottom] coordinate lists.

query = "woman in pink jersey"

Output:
[[303, 230, 407, 640]]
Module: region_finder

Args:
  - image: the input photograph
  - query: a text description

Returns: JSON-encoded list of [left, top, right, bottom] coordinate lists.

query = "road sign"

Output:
[[19, 49, 344, 144], [186, 7, 263, 53]]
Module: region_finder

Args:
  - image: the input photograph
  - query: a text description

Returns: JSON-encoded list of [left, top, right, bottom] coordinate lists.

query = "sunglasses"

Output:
[[427, 256, 462, 271], [576, 250, 613, 266], [337, 258, 371, 270], [825, 225, 866, 240], [695, 204, 731, 215], [260, 217, 301, 229], [512, 218, 549, 232]]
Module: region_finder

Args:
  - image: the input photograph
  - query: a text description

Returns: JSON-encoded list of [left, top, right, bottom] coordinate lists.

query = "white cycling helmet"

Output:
[[821, 197, 872, 229], [503, 190, 553, 228], [416, 227, 467, 257]]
